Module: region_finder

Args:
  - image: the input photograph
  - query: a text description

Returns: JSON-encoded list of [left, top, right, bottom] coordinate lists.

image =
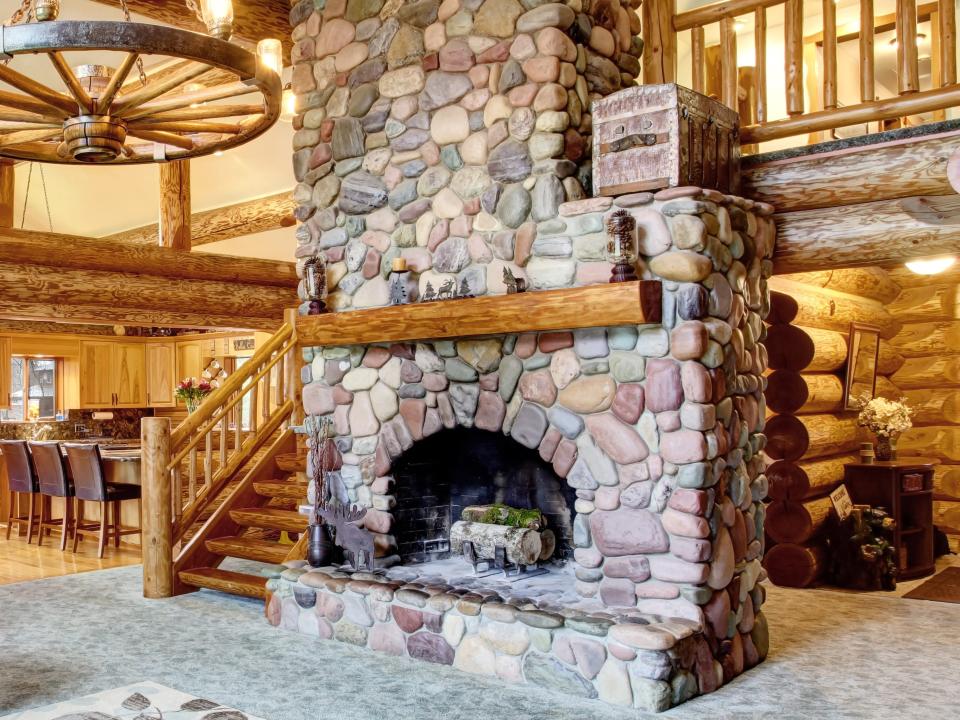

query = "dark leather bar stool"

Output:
[[1, 440, 40, 543], [28, 441, 74, 551], [64, 443, 142, 558]]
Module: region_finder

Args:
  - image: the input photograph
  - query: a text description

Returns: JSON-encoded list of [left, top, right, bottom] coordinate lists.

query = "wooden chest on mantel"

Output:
[[592, 84, 741, 197]]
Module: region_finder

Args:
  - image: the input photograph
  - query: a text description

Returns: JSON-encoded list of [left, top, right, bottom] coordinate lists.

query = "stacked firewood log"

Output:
[[762, 271, 903, 587]]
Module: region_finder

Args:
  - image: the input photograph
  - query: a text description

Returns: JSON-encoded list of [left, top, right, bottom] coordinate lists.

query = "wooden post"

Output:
[[159, 160, 190, 251], [0, 161, 14, 229], [755, 8, 767, 123], [860, 0, 875, 103], [284, 307, 302, 429], [941, 0, 957, 85], [896, 0, 919, 94], [720, 17, 738, 110], [692, 26, 705, 94], [822, 0, 837, 110], [141, 416, 174, 599], [642, 0, 677, 84], [784, 0, 804, 116]]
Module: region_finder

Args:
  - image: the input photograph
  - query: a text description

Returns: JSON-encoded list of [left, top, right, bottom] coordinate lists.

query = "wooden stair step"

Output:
[[230, 507, 308, 532], [178, 567, 267, 599], [206, 535, 290, 564], [275, 452, 307, 473], [254, 480, 309, 500]]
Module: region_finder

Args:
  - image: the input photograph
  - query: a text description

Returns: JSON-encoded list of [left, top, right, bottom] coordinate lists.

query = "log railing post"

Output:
[[720, 16, 738, 110], [692, 26, 705, 94], [860, 0, 875, 103], [284, 307, 303, 429], [755, 8, 767, 124], [896, 0, 919, 94], [642, 0, 677, 84], [784, 0, 804, 116], [141, 417, 174, 599], [822, 0, 837, 110], [940, 0, 957, 86]]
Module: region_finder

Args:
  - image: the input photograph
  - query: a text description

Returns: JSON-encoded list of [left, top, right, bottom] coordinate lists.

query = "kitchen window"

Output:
[[0, 357, 59, 422]]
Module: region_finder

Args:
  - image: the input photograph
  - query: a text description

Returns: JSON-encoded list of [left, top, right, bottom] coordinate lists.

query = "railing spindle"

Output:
[[860, 0, 875, 102], [250, 373, 260, 436], [941, 0, 957, 85], [692, 26, 706, 93], [822, 0, 837, 110], [204, 430, 212, 490], [642, 0, 678, 83], [755, 8, 767, 123], [188, 447, 197, 503], [172, 465, 183, 520], [896, 0, 919, 94], [720, 17, 738, 109], [785, 0, 804, 116], [219, 413, 228, 467]]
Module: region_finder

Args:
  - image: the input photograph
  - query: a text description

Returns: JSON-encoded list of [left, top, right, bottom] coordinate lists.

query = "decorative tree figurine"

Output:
[[422, 280, 437, 302], [458, 277, 472, 298]]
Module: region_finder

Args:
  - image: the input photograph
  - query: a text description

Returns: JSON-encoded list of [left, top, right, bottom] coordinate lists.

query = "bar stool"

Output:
[[28, 441, 74, 551], [1, 440, 40, 543], [64, 443, 142, 558]]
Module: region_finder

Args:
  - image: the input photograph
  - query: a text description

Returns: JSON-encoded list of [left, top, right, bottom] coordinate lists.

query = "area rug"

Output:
[[904, 567, 960, 604], [1, 681, 265, 720]]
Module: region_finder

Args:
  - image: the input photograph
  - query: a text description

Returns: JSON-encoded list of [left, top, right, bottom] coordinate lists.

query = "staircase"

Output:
[[141, 312, 308, 601]]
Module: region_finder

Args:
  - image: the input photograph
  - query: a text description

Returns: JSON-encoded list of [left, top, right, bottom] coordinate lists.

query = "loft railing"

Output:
[[141, 309, 300, 598], [643, 0, 959, 148]]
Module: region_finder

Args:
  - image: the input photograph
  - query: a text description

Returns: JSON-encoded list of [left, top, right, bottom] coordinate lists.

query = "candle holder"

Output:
[[303, 255, 327, 315], [606, 210, 638, 283]]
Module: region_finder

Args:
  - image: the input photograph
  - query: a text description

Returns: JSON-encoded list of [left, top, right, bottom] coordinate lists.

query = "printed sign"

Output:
[[233, 338, 255, 352], [830, 484, 854, 521]]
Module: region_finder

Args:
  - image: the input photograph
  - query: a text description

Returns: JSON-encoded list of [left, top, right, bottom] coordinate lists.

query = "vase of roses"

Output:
[[855, 395, 913, 461], [175, 378, 213, 414]]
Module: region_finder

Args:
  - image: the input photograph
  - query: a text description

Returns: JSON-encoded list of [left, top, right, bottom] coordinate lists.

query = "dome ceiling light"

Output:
[[0, 0, 281, 165]]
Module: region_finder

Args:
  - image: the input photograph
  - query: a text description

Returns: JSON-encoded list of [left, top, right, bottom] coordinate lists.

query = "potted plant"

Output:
[[855, 395, 913, 461], [306, 416, 336, 567], [175, 377, 213, 414]]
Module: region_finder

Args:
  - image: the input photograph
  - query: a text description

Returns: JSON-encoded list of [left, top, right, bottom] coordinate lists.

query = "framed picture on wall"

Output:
[[843, 322, 881, 411]]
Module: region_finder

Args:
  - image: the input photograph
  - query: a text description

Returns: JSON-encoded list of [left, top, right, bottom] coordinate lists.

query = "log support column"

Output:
[[142, 416, 174, 599], [0, 161, 14, 229], [159, 160, 191, 251]]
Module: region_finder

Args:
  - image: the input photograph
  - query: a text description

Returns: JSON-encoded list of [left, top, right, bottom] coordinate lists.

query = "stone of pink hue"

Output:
[[392, 605, 424, 633], [634, 580, 680, 599], [649, 555, 709, 584], [538, 331, 573, 352], [423, 407, 444, 437], [362, 230, 392, 251], [575, 262, 613, 285], [440, 39, 475, 71], [602, 555, 651, 582], [469, 64, 490, 88], [510, 33, 537, 59], [553, 634, 575, 664], [645, 359, 683, 412], [620, 480, 652, 509], [708, 526, 736, 589], [574, 547, 603, 568], [363, 507, 392, 534], [401, 360, 423, 383], [363, 346, 391, 368], [659, 429, 708, 464], [611, 383, 643, 424], [348, 392, 379, 435], [533, 83, 568, 111], [514, 333, 537, 358], [549, 348, 580, 390], [450, 214, 472, 237], [518, 369, 557, 406], [571, 637, 608, 680], [704, 589, 731, 638], [585, 414, 648, 464], [370, 476, 393, 494], [608, 642, 637, 662], [508, 83, 540, 107], [334, 405, 350, 435], [671, 321, 709, 361], [369, 622, 406, 656], [539, 426, 561, 462], [316, 18, 355, 58], [656, 410, 680, 431], [463, 197, 481, 215], [590, 508, 669, 556], [661, 507, 710, 538], [399, 398, 426, 440], [522, 56, 560, 82], [558, 375, 616, 413], [468, 233, 494, 262], [669, 488, 709, 515], [303, 384, 335, 415], [402, 247, 432, 272], [422, 373, 448, 391], [670, 535, 713, 563], [552, 438, 577, 477], [477, 40, 512, 63], [475, 390, 507, 432], [598, 577, 636, 607], [731, 510, 748, 561], [514, 222, 536, 266], [422, 140, 441, 166], [594, 486, 620, 511], [739, 593, 756, 633], [535, 27, 577, 61], [462, 88, 491, 111], [311, 142, 332, 167], [332, 386, 353, 405], [362, 248, 381, 279], [480, 373, 499, 391]]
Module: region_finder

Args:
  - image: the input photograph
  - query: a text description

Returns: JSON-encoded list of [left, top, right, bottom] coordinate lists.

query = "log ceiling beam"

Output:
[[0, 160, 12, 228], [88, 0, 292, 60], [102, 190, 296, 247]]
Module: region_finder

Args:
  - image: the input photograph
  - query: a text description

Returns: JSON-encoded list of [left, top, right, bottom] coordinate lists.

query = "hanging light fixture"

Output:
[[0, 2, 282, 165], [280, 87, 297, 123]]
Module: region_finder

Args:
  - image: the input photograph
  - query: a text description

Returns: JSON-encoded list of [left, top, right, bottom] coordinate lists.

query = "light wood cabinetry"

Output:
[[0, 336, 11, 409], [146, 343, 176, 408], [79, 341, 147, 409], [114, 342, 147, 407]]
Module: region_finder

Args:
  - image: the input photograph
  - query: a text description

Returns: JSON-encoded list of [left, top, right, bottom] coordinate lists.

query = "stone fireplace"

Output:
[[269, 0, 776, 712]]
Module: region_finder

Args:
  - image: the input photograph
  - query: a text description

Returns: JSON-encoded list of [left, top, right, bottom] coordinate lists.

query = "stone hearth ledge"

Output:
[[267, 561, 769, 711]]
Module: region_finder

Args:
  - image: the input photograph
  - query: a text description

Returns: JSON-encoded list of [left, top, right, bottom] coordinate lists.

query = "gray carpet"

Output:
[[2, 564, 959, 720]]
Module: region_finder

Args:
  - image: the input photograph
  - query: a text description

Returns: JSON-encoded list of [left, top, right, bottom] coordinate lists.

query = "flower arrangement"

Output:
[[175, 377, 213, 413], [855, 395, 913, 437]]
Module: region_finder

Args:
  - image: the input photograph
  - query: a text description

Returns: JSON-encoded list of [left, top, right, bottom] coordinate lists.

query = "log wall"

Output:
[[763, 268, 901, 587], [889, 266, 960, 552]]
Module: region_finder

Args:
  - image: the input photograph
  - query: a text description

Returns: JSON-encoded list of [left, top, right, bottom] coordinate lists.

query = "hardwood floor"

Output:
[[0, 526, 141, 585]]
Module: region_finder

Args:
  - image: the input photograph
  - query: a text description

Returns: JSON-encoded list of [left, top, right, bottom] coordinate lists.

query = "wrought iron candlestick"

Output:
[[606, 209, 639, 283]]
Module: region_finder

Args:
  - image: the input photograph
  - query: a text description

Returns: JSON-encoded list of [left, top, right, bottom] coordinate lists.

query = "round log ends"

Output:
[[764, 413, 810, 462], [764, 542, 825, 588]]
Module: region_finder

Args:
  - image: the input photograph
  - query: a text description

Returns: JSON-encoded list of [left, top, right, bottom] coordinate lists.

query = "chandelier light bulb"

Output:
[[200, 0, 234, 40], [280, 88, 297, 122], [257, 38, 283, 76], [34, 0, 60, 21], [905, 256, 956, 275]]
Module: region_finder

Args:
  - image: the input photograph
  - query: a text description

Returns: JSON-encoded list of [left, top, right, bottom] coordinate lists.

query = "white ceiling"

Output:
[[5, 0, 294, 256]]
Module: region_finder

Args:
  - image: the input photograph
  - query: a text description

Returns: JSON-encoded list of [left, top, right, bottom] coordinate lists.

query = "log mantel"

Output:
[[297, 281, 663, 347]]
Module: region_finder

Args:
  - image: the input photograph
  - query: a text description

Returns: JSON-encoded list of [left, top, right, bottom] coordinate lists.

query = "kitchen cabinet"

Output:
[[0, 336, 11, 409], [176, 340, 205, 383], [146, 343, 176, 408], [79, 340, 147, 408]]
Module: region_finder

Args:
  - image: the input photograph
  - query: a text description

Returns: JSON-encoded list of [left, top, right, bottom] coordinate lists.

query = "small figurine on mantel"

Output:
[[388, 257, 418, 306], [503, 267, 527, 294], [419, 276, 475, 302], [302, 254, 327, 315], [606, 209, 639, 283]]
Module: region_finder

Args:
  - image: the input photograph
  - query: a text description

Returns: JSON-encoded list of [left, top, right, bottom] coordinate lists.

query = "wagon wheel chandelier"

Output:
[[0, 0, 282, 164]]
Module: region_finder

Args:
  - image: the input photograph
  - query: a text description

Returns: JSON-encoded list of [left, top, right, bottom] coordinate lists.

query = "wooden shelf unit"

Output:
[[844, 458, 938, 581], [297, 281, 663, 347]]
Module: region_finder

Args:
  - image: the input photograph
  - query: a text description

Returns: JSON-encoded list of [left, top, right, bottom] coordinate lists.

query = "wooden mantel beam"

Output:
[[102, 190, 296, 247], [87, 0, 292, 59]]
